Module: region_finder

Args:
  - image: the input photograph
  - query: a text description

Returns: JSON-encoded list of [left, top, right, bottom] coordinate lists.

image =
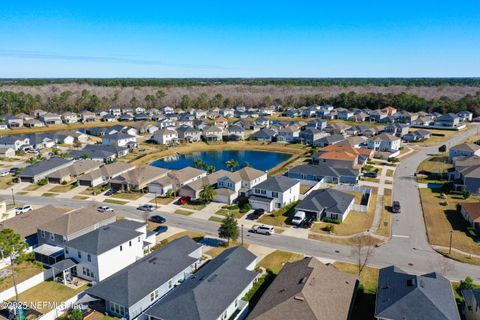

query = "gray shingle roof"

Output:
[[255, 176, 299, 192], [287, 164, 359, 179], [375, 266, 460, 320], [65, 220, 143, 255], [86, 236, 201, 308], [295, 189, 355, 214], [145, 246, 257, 320], [20, 157, 73, 177]]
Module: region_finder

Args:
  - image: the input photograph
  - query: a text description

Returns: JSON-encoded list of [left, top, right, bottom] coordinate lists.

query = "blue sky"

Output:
[[0, 1, 479, 78]]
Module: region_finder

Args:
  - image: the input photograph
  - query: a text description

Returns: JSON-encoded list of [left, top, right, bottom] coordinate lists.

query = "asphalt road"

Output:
[[11, 125, 480, 281]]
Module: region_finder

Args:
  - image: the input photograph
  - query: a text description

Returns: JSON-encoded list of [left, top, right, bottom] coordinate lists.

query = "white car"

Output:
[[0, 170, 9, 177], [250, 225, 274, 235], [137, 204, 155, 212], [291, 211, 306, 225], [97, 206, 114, 213], [15, 205, 33, 215]]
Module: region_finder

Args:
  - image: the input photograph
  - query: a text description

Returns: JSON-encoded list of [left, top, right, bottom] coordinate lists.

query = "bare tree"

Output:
[[350, 236, 375, 275]]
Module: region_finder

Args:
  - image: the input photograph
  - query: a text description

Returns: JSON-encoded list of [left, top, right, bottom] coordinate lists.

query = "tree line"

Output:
[[2, 77, 480, 88], [1, 89, 479, 115]]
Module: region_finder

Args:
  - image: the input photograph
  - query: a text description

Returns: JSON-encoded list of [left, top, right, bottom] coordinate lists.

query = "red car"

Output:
[[178, 196, 191, 205]]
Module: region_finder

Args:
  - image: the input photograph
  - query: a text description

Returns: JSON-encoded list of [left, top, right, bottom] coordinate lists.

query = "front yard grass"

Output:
[[359, 176, 380, 183], [48, 184, 77, 193], [386, 169, 394, 177], [257, 201, 299, 227], [435, 248, 480, 266], [0, 262, 43, 292], [41, 192, 58, 197], [417, 154, 452, 173], [375, 189, 392, 238], [150, 196, 175, 205], [111, 192, 144, 200], [80, 186, 108, 196], [308, 233, 383, 246], [216, 205, 245, 219], [103, 198, 128, 205], [0, 177, 13, 190], [208, 216, 224, 223], [311, 191, 377, 237], [23, 184, 42, 191], [257, 250, 304, 274], [73, 195, 90, 200], [174, 209, 194, 216], [181, 201, 207, 211], [14, 281, 88, 312], [420, 187, 480, 256]]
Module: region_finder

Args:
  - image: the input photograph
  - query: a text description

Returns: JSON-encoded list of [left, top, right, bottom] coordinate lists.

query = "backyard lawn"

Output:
[[0, 262, 43, 292], [420, 188, 480, 256], [13, 281, 88, 312], [257, 250, 304, 274], [299, 184, 312, 195]]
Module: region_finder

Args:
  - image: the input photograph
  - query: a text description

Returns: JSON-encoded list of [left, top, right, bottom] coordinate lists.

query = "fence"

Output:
[[0, 270, 53, 302], [38, 293, 83, 320]]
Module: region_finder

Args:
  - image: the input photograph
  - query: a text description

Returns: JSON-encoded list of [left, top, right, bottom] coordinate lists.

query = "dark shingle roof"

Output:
[[65, 220, 143, 255], [145, 247, 257, 320], [375, 266, 460, 320], [255, 176, 299, 193], [295, 189, 355, 214], [86, 236, 201, 307], [287, 164, 359, 179], [20, 157, 72, 177]]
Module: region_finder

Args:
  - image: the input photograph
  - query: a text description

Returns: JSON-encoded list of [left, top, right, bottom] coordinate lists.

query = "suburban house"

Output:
[[286, 163, 360, 184], [0, 206, 67, 247], [403, 129, 431, 142], [367, 133, 401, 153], [5, 115, 24, 128], [375, 266, 460, 320], [145, 246, 258, 320], [324, 123, 351, 135], [65, 219, 155, 282], [40, 112, 63, 125], [34, 208, 116, 265], [80, 111, 97, 123], [46, 160, 103, 184], [314, 145, 373, 166], [449, 143, 480, 161], [24, 119, 45, 128], [277, 127, 300, 143], [148, 167, 207, 196], [248, 257, 358, 320], [228, 125, 246, 141], [250, 128, 277, 142], [77, 162, 136, 187], [202, 126, 223, 141], [460, 202, 480, 233], [461, 289, 480, 320], [0, 147, 15, 158], [434, 113, 461, 128], [313, 134, 345, 147], [109, 165, 169, 191], [85, 237, 203, 320], [384, 123, 410, 137], [300, 128, 326, 145], [249, 175, 300, 212], [62, 112, 79, 124], [458, 110, 474, 122], [151, 128, 178, 145], [102, 132, 137, 149], [0, 135, 30, 151], [178, 169, 232, 199], [294, 188, 355, 222], [19, 157, 74, 183], [215, 172, 243, 204], [177, 126, 201, 143], [71, 144, 129, 162], [449, 156, 480, 194]]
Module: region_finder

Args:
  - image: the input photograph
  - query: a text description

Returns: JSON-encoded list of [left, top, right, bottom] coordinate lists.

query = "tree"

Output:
[[69, 308, 83, 320], [463, 190, 471, 199], [218, 213, 240, 245], [225, 159, 239, 172], [193, 159, 205, 170], [438, 145, 447, 153], [350, 236, 375, 275], [0, 229, 28, 310], [199, 184, 216, 203], [458, 276, 475, 291]]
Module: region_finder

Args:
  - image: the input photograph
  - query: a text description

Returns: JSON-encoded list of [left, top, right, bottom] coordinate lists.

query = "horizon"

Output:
[[1, 1, 479, 78]]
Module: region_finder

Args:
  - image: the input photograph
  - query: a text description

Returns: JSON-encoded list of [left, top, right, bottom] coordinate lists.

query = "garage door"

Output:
[[20, 176, 34, 183], [78, 180, 92, 187]]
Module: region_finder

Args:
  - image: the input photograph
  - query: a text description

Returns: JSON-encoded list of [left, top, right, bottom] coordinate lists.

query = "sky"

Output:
[[0, 1, 479, 78]]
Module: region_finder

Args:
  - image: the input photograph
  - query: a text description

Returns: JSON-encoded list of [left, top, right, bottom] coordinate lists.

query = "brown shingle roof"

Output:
[[461, 202, 480, 222]]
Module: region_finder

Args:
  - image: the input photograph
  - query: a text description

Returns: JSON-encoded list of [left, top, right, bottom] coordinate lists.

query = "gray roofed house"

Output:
[[86, 237, 203, 320], [254, 175, 298, 193], [375, 266, 460, 320], [145, 246, 258, 320], [295, 188, 355, 221], [250, 176, 300, 212], [20, 157, 74, 183], [250, 128, 277, 142], [462, 289, 480, 320], [449, 143, 480, 160], [248, 257, 358, 320], [286, 163, 360, 185], [313, 134, 345, 147]]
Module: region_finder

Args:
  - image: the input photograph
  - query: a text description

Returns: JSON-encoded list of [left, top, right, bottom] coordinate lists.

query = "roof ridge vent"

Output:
[[294, 296, 304, 302]]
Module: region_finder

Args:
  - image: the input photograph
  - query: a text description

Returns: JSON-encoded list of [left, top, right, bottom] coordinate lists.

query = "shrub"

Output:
[[239, 204, 251, 213], [323, 224, 335, 232], [440, 201, 448, 206], [458, 277, 475, 291], [324, 218, 341, 224], [37, 178, 48, 186], [462, 190, 471, 199]]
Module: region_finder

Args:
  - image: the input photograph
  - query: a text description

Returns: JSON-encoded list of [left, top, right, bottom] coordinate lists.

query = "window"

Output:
[[40, 230, 45, 238], [120, 245, 123, 251], [78, 251, 82, 259], [272, 192, 278, 198], [168, 280, 173, 289], [150, 292, 155, 302], [65, 248, 69, 254], [50, 233, 55, 241], [138, 237, 141, 242], [129, 241, 132, 247], [87, 254, 91, 262]]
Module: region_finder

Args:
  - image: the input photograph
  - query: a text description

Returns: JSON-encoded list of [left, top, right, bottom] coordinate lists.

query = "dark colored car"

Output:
[[9, 167, 19, 174], [178, 196, 191, 205], [363, 171, 378, 178], [105, 189, 116, 196], [153, 226, 168, 235], [149, 215, 166, 224], [251, 209, 265, 219], [392, 201, 401, 213], [301, 215, 315, 228]]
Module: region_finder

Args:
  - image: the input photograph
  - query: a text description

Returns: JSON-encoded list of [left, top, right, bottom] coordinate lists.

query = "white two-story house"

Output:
[[249, 176, 300, 212], [151, 128, 178, 145], [102, 132, 137, 149], [367, 133, 401, 153], [65, 219, 155, 282]]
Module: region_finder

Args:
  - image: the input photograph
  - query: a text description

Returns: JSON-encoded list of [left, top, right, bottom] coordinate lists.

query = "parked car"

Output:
[[149, 215, 166, 224], [137, 204, 155, 212], [363, 171, 378, 178], [392, 201, 401, 213], [177, 196, 191, 205], [153, 225, 168, 235], [250, 225, 274, 235], [9, 167, 19, 174], [250, 209, 265, 219], [15, 205, 33, 214], [104, 189, 116, 196], [301, 215, 315, 228], [291, 211, 306, 225], [97, 206, 114, 213], [0, 170, 9, 177]]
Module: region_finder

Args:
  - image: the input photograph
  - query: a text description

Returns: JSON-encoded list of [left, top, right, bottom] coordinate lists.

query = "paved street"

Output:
[[4, 124, 480, 281]]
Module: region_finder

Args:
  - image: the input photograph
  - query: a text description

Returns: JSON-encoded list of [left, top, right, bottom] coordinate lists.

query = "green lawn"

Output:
[[23, 184, 42, 191], [216, 205, 245, 219], [257, 201, 299, 227], [174, 209, 194, 216], [103, 198, 128, 205], [73, 195, 90, 200], [149, 196, 175, 205], [208, 216, 224, 222], [0, 262, 43, 292], [111, 192, 144, 200], [49, 184, 77, 193], [360, 177, 380, 183], [41, 192, 58, 197], [182, 202, 207, 211], [386, 169, 394, 177], [257, 250, 304, 274]]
